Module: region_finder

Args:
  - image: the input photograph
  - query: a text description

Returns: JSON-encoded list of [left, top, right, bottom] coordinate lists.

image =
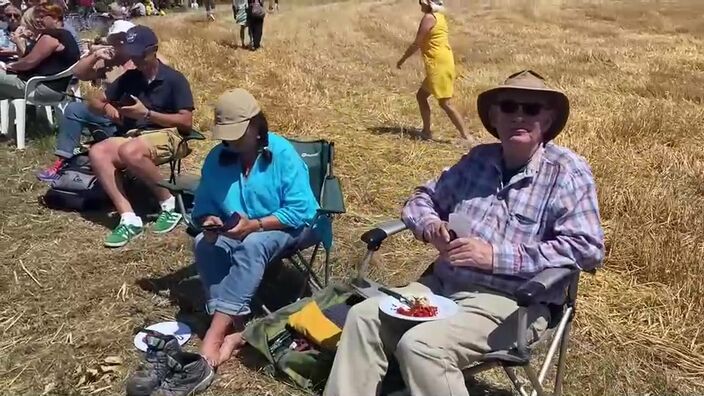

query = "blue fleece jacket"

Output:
[[191, 133, 319, 230]]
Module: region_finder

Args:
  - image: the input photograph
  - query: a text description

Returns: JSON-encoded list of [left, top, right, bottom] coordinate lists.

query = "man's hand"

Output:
[[103, 103, 121, 124], [423, 221, 451, 254], [118, 95, 149, 120], [201, 215, 223, 243], [445, 237, 494, 271], [223, 213, 259, 241], [94, 46, 115, 61]]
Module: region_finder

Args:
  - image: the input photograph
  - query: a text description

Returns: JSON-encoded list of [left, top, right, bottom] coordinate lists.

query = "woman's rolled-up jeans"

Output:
[[194, 230, 297, 316]]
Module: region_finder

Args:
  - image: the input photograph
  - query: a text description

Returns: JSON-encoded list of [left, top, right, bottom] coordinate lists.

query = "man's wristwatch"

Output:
[[256, 219, 264, 232], [145, 109, 151, 121]]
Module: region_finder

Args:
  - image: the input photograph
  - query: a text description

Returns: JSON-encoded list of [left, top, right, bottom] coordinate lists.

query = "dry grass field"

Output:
[[2, 0, 704, 394]]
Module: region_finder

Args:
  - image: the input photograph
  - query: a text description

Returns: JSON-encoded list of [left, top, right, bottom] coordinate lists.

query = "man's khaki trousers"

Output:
[[323, 277, 550, 396]]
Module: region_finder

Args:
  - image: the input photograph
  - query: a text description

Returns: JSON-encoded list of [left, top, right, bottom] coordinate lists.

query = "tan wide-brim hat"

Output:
[[477, 70, 570, 142], [212, 88, 261, 141]]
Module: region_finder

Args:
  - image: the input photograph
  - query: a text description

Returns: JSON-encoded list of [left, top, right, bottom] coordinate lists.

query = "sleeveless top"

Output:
[[420, 13, 454, 68], [17, 28, 80, 92]]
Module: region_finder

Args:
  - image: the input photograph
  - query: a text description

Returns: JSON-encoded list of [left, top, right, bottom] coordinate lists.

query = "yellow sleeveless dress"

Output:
[[421, 13, 456, 99]]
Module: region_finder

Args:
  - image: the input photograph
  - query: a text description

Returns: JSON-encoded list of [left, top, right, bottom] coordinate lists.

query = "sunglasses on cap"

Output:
[[498, 100, 545, 116]]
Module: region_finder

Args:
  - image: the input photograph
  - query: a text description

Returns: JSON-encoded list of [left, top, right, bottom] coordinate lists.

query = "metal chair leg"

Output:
[[523, 365, 548, 396], [324, 248, 331, 286], [528, 306, 573, 396], [295, 251, 323, 291], [504, 367, 530, 396], [175, 193, 193, 230], [554, 320, 572, 396]]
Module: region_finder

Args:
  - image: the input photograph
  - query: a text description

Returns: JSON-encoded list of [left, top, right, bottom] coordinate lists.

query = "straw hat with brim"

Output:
[[212, 89, 261, 141], [477, 70, 570, 142]]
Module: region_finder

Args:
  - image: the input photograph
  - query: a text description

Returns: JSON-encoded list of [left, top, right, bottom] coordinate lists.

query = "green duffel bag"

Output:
[[243, 283, 359, 393]]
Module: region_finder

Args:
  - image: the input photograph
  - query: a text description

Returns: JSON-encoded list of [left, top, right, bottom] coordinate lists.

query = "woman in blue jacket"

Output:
[[192, 89, 320, 367]]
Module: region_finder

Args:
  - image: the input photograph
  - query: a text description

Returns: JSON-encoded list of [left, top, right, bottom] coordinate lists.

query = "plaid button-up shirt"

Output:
[[402, 143, 605, 303]]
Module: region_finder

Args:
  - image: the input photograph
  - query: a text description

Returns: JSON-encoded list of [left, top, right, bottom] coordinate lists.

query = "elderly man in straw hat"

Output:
[[323, 70, 605, 396]]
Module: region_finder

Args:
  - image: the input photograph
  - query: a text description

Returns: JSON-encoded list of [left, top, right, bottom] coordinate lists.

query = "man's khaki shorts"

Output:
[[113, 128, 189, 166]]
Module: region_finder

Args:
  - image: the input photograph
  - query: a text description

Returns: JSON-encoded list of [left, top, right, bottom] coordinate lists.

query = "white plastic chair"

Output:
[[0, 61, 81, 149]]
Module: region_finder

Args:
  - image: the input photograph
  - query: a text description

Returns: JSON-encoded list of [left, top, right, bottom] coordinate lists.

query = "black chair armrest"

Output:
[[156, 175, 201, 194], [317, 208, 342, 215], [514, 267, 580, 307], [181, 129, 206, 142], [360, 220, 409, 251], [156, 180, 181, 193]]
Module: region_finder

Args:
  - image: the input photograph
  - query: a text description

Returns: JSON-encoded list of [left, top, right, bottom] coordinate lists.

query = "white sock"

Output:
[[120, 212, 143, 227], [160, 196, 176, 212]]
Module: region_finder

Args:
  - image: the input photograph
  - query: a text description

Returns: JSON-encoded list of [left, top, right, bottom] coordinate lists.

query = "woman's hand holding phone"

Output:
[[201, 215, 224, 243], [201, 212, 246, 242], [222, 213, 262, 241]]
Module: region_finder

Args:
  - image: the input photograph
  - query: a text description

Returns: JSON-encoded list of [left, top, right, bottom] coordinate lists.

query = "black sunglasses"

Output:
[[5, 13, 20, 19], [498, 100, 544, 116]]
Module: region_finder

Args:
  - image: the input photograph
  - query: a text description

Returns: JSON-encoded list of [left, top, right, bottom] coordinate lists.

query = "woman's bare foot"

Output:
[[199, 312, 234, 367], [219, 332, 247, 364], [200, 326, 226, 367]]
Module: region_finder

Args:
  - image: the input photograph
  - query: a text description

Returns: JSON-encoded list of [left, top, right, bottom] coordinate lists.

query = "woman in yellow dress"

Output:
[[397, 0, 468, 140]]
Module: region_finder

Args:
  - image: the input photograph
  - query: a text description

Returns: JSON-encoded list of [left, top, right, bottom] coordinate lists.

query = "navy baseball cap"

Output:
[[123, 25, 159, 58]]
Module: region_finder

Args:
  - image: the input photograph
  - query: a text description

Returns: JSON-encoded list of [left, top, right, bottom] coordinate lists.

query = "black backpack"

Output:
[[250, 0, 266, 18], [41, 153, 109, 211]]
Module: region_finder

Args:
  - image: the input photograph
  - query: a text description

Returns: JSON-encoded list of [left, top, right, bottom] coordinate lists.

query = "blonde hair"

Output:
[[19, 7, 42, 35]]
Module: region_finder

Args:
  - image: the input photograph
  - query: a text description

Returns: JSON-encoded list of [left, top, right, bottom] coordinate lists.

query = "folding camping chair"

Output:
[[157, 138, 346, 313], [352, 219, 594, 396], [165, 129, 207, 183]]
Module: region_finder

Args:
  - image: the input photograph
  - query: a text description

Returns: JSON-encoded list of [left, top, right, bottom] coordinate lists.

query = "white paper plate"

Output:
[[133, 321, 192, 352], [379, 293, 459, 322]]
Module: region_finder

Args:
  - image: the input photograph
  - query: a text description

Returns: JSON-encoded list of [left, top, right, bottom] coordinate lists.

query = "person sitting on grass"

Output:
[[191, 89, 321, 368], [323, 70, 606, 396], [59, 25, 193, 248]]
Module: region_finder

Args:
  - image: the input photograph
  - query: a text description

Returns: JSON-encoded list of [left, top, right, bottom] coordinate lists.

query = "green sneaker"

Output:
[[105, 223, 143, 248], [152, 209, 183, 234]]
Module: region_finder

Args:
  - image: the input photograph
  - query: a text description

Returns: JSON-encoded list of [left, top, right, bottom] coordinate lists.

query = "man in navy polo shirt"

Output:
[[81, 25, 194, 247]]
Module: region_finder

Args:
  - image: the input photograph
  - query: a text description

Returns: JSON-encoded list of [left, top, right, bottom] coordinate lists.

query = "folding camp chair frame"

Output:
[[159, 138, 346, 314], [168, 129, 208, 183], [352, 219, 593, 396]]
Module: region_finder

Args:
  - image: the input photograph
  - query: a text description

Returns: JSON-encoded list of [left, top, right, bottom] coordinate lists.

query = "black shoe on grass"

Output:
[[125, 331, 182, 396], [152, 352, 215, 396]]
